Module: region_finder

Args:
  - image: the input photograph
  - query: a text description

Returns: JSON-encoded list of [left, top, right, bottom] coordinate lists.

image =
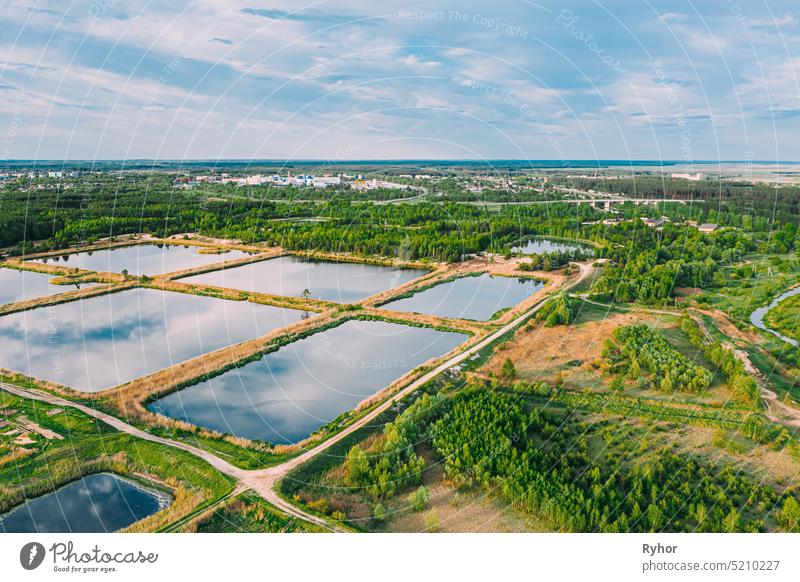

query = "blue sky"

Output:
[[1, 0, 799, 160]]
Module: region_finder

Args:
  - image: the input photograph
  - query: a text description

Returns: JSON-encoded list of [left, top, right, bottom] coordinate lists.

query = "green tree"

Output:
[[424, 511, 440, 532], [779, 497, 800, 532], [373, 503, 387, 522], [500, 358, 517, 380], [409, 486, 430, 512]]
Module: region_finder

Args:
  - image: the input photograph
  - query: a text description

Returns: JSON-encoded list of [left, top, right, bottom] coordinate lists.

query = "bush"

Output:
[[307, 498, 329, 515], [373, 503, 387, 522], [535, 293, 577, 326], [409, 486, 430, 512], [500, 358, 517, 380], [424, 511, 440, 532]]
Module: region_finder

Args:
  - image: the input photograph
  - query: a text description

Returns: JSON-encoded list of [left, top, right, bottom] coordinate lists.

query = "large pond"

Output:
[[178, 255, 428, 302], [0, 473, 170, 533], [0, 268, 96, 305], [512, 237, 589, 255], [750, 286, 800, 347], [0, 288, 306, 392], [30, 244, 250, 276], [148, 319, 467, 444], [381, 273, 543, 321]]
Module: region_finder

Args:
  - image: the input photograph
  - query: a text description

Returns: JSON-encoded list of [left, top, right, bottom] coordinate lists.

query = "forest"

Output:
[[680, 316, 761, 406], [329, 386, 800, 532], [602, 324, 712, 393], [548, 176, 800, 226]]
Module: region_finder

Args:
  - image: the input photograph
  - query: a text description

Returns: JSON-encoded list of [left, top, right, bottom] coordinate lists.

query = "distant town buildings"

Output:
[[173, 172, 409, 190], [698, 223, 718, 233]]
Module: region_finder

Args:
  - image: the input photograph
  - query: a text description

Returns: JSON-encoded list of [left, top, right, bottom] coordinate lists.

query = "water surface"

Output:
[[149, 319, 467, 444], [750, 286, 800, 347], [179, 255, 427, 302], [0, 473, 169, 533], [0, 268, 96, 305], [381, 273, 543, 321], [0, 288, 306, 391], [512, 237, 589, 255], [31, 244, 250, 275]]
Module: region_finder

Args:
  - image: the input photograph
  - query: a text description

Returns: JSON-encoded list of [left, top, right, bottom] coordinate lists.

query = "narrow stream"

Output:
[[749, 286, 800, 347]]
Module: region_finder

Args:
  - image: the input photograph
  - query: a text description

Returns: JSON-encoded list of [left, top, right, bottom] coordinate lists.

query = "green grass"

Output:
[[763, 294, 800, 343], [193, 491, 324, 533], [570, 263, 605, 294], [569, 299, 627, 324]]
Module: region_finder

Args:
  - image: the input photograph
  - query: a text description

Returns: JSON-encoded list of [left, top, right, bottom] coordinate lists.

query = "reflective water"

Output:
[[0, 268, 96, 305], [381, 273, 543, 321], [0, 473, 170, 533], [31, 244, 250, 275], [179, 255, 428, 302], [149, 319, 467, 444], [0, 288, 306, 391], [750, 286, 800, 347], [512, 238, 589, 254]]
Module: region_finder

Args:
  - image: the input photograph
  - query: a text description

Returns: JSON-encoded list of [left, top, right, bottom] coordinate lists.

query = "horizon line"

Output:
[[2, 158, 799, 164]]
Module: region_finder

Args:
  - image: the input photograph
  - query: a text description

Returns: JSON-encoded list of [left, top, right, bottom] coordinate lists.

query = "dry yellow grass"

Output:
[[159, 248, 283, 280], [0, 447, 35, 467], [121, 484, 206, 533], [484, 310, 649, 380], [0, 281, 134, 317]]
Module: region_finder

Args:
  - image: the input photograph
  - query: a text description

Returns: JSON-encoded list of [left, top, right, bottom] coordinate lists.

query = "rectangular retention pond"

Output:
[[0, 288, 306, 392], [381, 273, 543, 321], [30, 243, 251, 276], [0, 473, 170, 533], [0, 268, 96, 305], [148, 319, 467, 444], [178, 255, 428, 302]]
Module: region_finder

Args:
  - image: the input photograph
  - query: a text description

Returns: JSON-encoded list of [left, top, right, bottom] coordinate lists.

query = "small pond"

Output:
[[512, 237, 590, 255], [0, 473, 170, 533]]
